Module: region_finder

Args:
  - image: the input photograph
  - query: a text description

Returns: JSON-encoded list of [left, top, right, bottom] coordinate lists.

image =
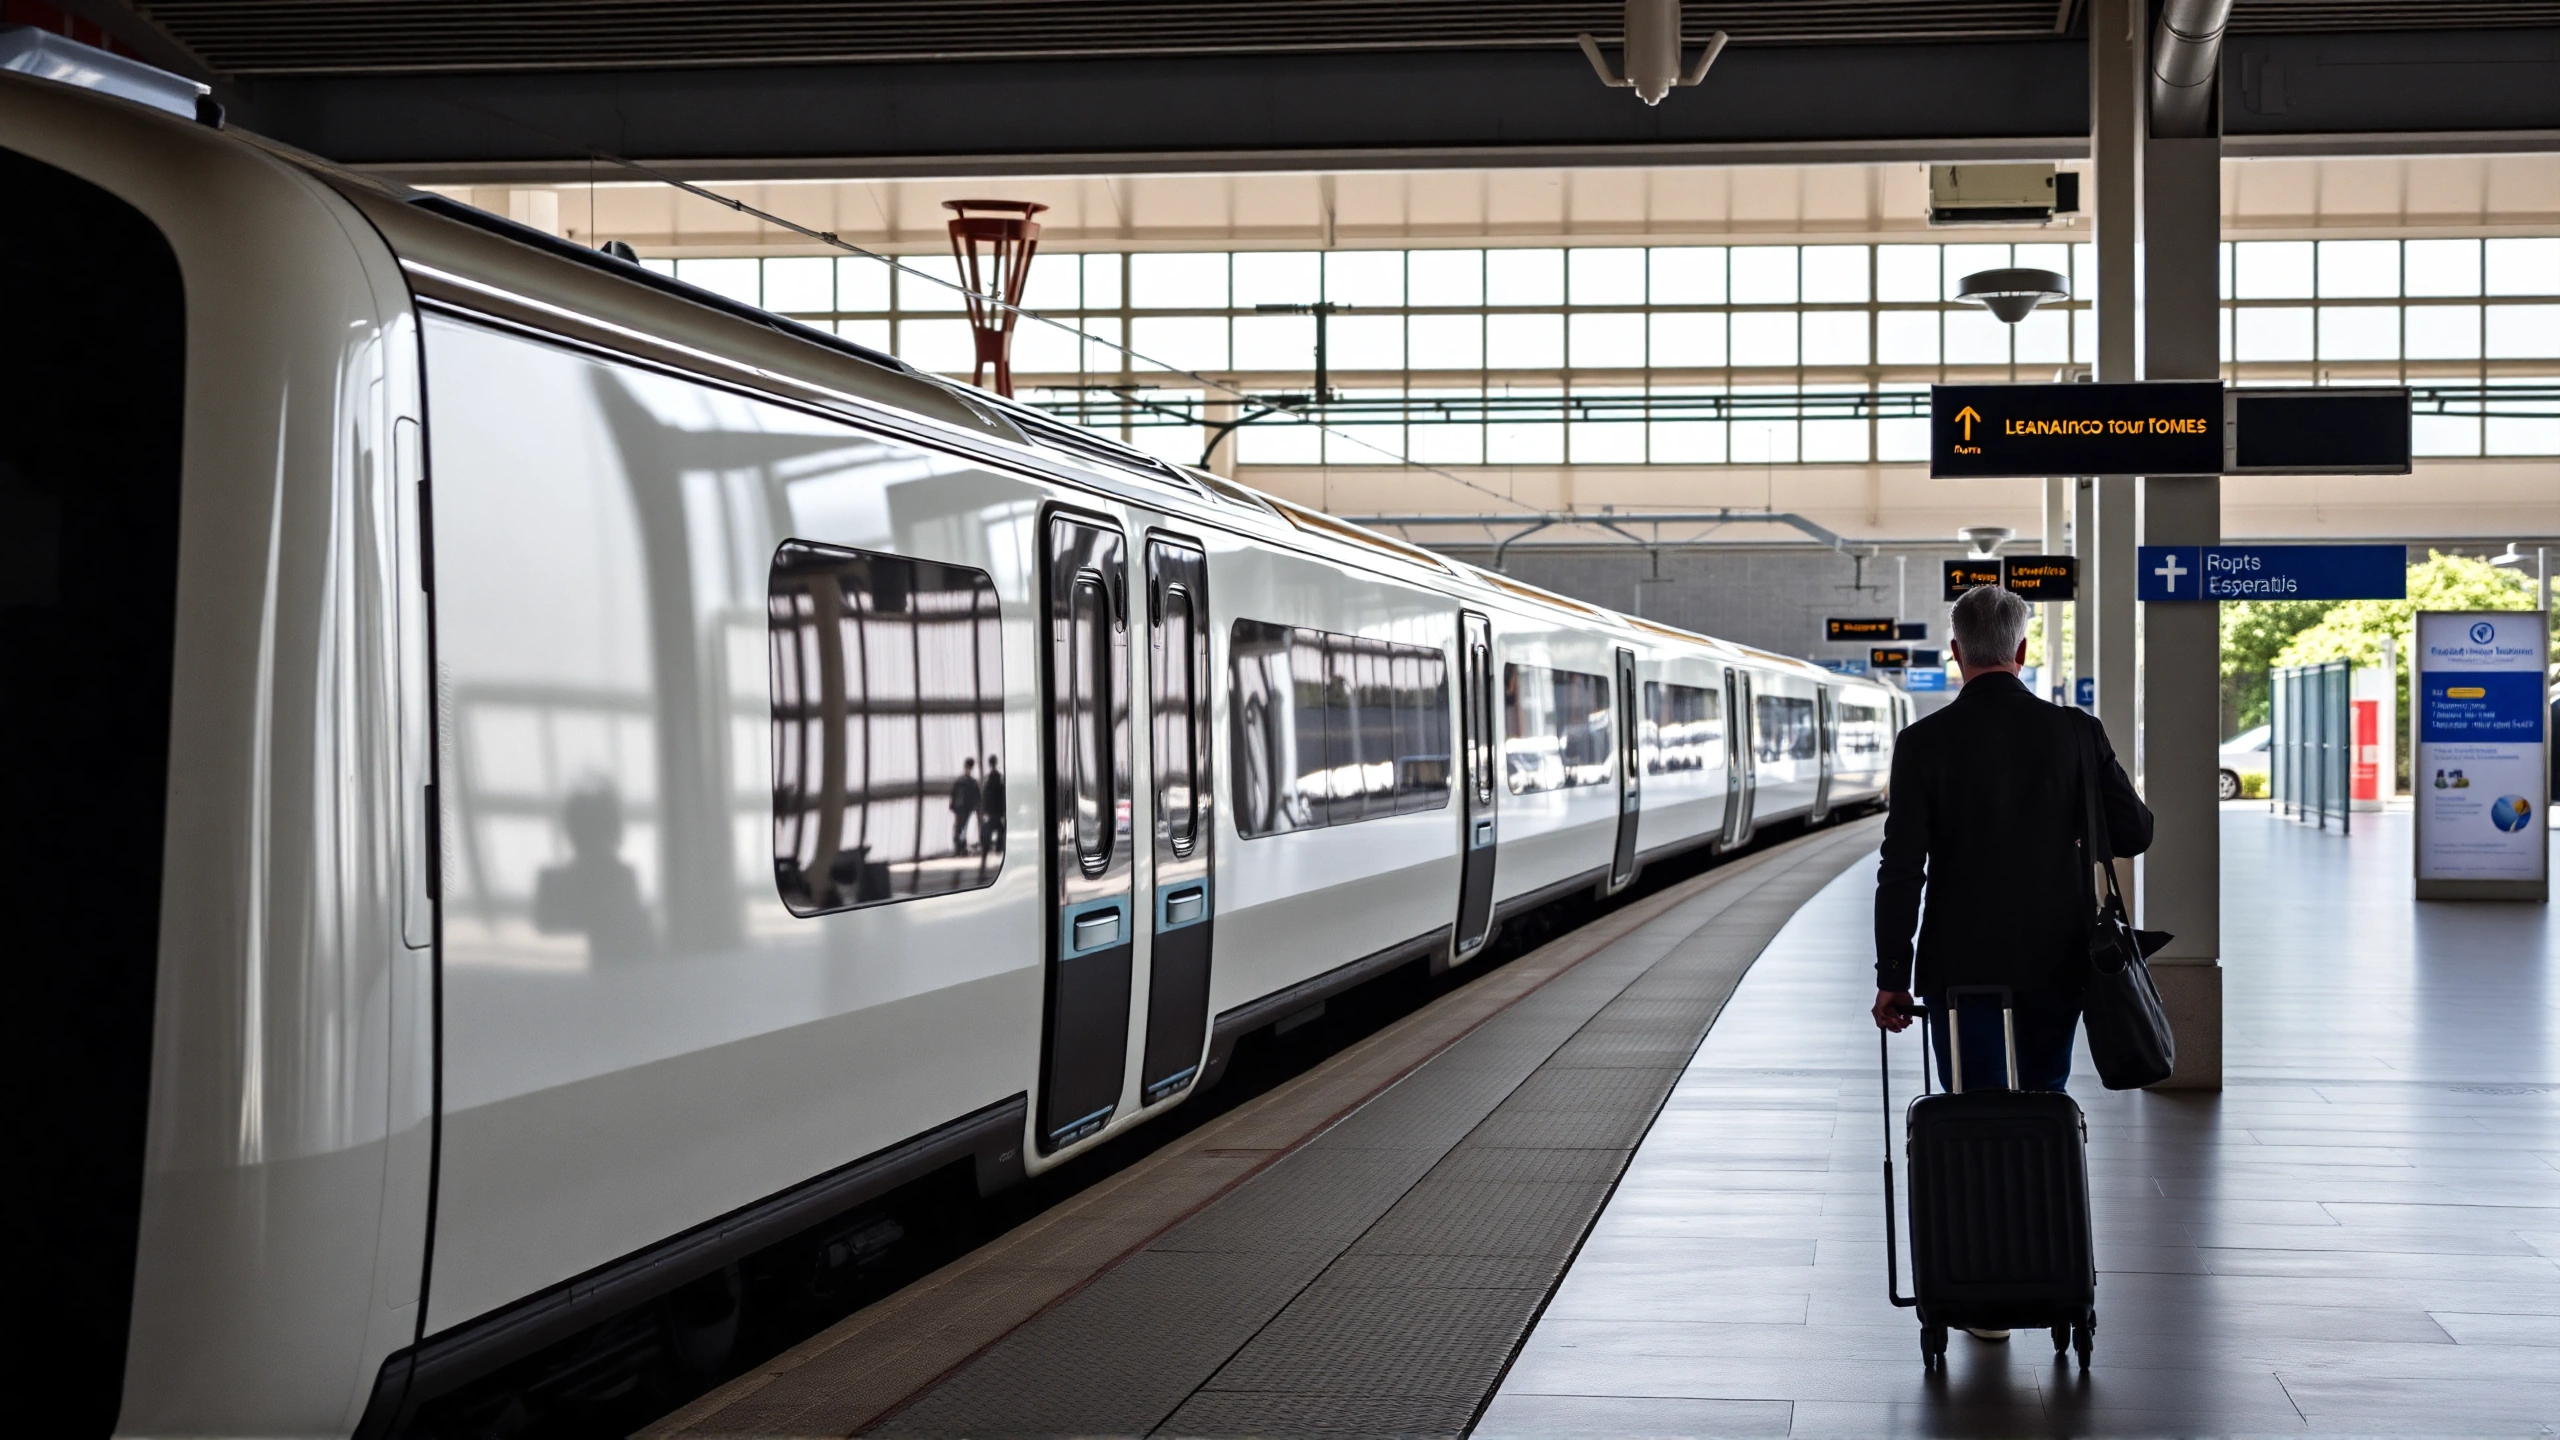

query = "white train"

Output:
[[2, 52, 1906, 1438]]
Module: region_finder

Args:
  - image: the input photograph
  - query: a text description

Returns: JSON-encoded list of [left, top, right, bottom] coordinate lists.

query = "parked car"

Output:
[[2219, 724, 2271, 800]]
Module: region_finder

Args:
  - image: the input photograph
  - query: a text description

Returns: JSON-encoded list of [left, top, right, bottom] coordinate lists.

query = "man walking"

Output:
[[979, 754, 1006, 855], [1873, 583, 2153, 1096], [950, 758, 981, 857]]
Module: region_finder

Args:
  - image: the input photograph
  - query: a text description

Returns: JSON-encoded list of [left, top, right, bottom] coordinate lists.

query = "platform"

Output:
[[1483, 805, 2560, 1437], [645, 820, 1883, 1438]]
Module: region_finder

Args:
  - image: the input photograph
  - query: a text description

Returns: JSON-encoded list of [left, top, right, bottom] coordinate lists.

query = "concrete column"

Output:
[[2090, 0, 2141, 763]]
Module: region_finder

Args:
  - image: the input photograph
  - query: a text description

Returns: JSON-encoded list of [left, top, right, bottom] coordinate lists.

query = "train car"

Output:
[[1, 50, 1905, 1439]]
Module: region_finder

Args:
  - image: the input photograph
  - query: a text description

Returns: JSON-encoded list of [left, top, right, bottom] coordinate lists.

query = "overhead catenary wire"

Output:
[[535, 137, 1544, 516]]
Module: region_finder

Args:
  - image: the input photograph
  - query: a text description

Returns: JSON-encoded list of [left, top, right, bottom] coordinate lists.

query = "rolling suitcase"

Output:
[[1882, 986, 2096, 1369]]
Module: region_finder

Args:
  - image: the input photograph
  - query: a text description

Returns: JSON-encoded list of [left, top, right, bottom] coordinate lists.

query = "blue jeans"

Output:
[[1927, 989, 2079, 1093]]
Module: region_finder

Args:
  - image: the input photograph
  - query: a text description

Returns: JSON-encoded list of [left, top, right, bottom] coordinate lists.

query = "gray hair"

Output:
[[1949, 583, 2030, 668]]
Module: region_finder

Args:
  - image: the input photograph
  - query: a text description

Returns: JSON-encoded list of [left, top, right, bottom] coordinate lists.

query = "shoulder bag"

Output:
[[2075, 711, 2177, 1089]]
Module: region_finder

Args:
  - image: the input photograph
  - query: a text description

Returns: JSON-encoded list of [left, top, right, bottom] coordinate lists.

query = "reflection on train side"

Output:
[[1503, 662, 1614, 794], [1641, 679, 1723, 775], [1230, 619, 1452, 836], [1753, 692, 1820, 763], [767, 541, 1005, 916]]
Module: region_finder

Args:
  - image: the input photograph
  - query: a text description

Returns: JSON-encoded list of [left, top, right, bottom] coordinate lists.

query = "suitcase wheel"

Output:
[[1921, 1324, 1948, 1368], [2072, 1320, 2094, 1368], [2051, 1325, 2070, 1353]]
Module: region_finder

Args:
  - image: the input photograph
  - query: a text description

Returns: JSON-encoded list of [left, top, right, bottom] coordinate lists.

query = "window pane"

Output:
[[836, 318, 893, 352], [1083, 254, 1123, 309], [1649, 409, 1726, 462], [1487, 313, 1565, 368], [1877, 415, 1930, 462], [1569, 393, 1646, 462], [897, 317, 977, 372], [1325, 250, 1405, 306], [1801, 310, 1869, 365], [1730, 410, 1798, 464], [2074, 310, 2096, 364], [2405, 304, 2482, 360], [1410, 249, 1485, 306], [1131, 253, 1228, 308], [1325, 416, 1403, 464], [1011, 318, 1083, 373], [1328, 314, 1405, 370], [2317, 305, 2399, 360], [1237, 417, 1322, 464], [2318, 240, 2400, 298], [1943, 307, 2010, 365], [1650, 247, 1727, 304], [2485, 379, 2560, 455], [1569, 247, 1646, 305], [1801, 246, 1870, 303], [2234, 306, 2313, 362], [2412, 413, 2480, 457], [1877, 245, 1939, 302], [2072, 243, 2096, 299], [1408, 392, 1486, 463], [2487, 304, 2560, 358], [2235, 241, 2314, 299], [1409, 314, 1485, 369], [1129, 391, 1202, 465], [1488, 248, 1565, 305], [1079, 316, 1124, 374], [1649, 312, 1726, 367], [1802, 417, 1869, 462], [1130, 315, 1229, 370], [676, 257, 761, 305], [764, 256, 834, 313], [1569, 311, 1647, 368], [2014, 306, 2068, 364], [2014, 242, 2070, 287], [1233, 312, 1316, 370], [1234, 251, 1321, 307], [1730, 311, 1797, 366], [837, 256, 892, 311], [2486, 238, 2560, 296], [1942, 244, 2010, 302], [1876, 310, 1940, 364], [897, 254, 969, 311], [1730, 246, 1798, 304], [1018, 253, 1082, 312], [1502, 664, 1613, 793], [767, 541, 1005, 915], [2405, 239, 2481, 297], [1488, 389, 1564, 462]]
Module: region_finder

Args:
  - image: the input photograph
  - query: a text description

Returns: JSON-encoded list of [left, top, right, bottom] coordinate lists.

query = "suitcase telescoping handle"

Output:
[[1881, 1002, 1926, 1310]]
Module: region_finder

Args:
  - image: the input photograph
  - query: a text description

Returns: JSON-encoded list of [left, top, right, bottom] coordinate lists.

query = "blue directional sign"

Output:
[[1905, 669, 1949, 692], [2137, 544, 2406, 602]]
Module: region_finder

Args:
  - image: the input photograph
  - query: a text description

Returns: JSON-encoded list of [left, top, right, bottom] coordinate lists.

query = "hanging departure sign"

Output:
[[1942, 559, 2002, 601], [2000, 555, 2079, 601], [1932, 382, 2223, 479], [1870, 647, 1911, 670], [1827, 617, 1899, 641]]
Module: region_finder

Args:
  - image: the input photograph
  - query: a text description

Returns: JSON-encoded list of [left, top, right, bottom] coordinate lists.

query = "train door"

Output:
[[1721, 667, 1757, 850], [1811, 688, 1835, 823], [1040, 511, 1134, 1151], [1453, 611, 1499, 958], [1140, 535, 1212, 1105], [1609, 647, 1641, 891]]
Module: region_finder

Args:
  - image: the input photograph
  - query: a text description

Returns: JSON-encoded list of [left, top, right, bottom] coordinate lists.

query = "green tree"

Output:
[[2220, 598, 2334, 738], [2273, 551, 2548, 788]]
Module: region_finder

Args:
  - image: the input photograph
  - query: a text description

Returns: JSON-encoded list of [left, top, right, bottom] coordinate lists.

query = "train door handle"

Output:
[[1162, 885, 1206, 926], [1071, 909, 1123, 951]]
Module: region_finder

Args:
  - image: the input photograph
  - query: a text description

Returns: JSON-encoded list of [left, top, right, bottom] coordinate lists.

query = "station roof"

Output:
[[63, 1, 2560, 177]]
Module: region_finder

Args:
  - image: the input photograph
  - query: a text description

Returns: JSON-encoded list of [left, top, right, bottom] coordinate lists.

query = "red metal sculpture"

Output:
[[943, 199, 1046, 396]]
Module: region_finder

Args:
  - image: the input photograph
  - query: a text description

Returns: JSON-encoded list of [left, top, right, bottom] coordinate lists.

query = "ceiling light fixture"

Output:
[[1578, 0, 1728, 106]]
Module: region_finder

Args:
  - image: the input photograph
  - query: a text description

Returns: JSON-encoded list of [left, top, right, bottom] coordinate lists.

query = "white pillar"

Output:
[[2091, 0, 2141, 760]]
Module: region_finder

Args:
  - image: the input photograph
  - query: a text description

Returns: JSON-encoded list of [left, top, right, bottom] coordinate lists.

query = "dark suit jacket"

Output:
[[1874, 672, 2154, 999]]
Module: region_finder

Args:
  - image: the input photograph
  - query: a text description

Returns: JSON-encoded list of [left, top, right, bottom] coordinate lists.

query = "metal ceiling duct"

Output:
[[2149, 0, 2233, 137]]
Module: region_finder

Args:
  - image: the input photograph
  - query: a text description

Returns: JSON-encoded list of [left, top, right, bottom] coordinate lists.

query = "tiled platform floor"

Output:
[[1481, 807, 2560, 1437]]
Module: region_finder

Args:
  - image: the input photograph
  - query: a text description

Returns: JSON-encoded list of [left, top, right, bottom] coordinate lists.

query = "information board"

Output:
[[1931, 382, 2222, 479], [1898, 622, 1929, 640], [2413, 611, 2548, 900], [1827, 617, 1897, 641], [1906, 669, 1948, 692], [1942, 559, 2001, 601], [2000, 555, 2079, 601], [2137, 544, 2407, 603], [1870, 647, 1910, 669]]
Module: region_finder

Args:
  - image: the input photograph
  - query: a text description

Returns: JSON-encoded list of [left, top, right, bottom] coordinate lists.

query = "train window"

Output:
[[1504, 663, 1614, 793], [1469, 641, 1495, 806], [1752, 692, 1819, 763], [1069, 572, 1114, 873], [1838, 698, 1890, 757], [1642, 681, 1723, 775], [768, 540, 1005, 916], [1159, 586, 1198, 850], [1230, 619, 1451, 836]]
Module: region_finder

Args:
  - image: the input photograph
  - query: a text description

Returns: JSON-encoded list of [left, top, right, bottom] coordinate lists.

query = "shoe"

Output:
[[1966, 1328, 2011, 1341]]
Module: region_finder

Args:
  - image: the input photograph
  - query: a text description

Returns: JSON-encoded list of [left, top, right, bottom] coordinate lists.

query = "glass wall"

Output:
[[651, 236, 2560, 463]]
